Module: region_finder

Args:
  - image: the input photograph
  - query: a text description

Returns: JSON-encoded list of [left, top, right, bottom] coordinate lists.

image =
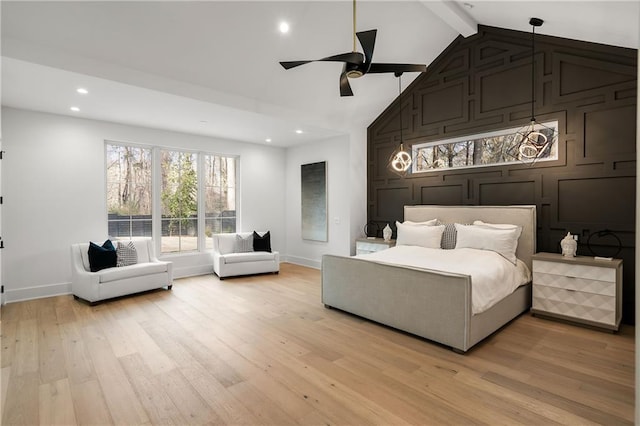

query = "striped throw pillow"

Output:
[[235, 234, 254, 253]]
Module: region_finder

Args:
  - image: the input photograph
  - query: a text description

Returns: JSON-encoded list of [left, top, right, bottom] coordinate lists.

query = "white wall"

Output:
[[348, 126, 368, 253], [1, 107, 286, 302], [285, 134, 352, 268]]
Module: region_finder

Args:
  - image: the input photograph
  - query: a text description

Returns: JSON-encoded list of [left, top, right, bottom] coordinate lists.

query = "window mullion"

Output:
[[152, 147, 162, 256]]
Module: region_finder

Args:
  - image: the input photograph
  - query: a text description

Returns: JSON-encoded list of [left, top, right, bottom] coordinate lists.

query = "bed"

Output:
[[321, 205, 537, 353]]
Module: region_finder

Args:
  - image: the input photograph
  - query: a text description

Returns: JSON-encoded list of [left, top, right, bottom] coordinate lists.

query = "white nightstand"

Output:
[[530, 252, 623, 331], [355, 238, 396, 255]]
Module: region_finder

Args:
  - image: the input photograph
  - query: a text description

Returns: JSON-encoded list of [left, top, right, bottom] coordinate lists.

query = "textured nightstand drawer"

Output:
[[533, 286, 615, 325], [355, 239, 395, 255], [357, 242, 384, 253], [534, 272, 615, 296], [533, 260, 616, 283]]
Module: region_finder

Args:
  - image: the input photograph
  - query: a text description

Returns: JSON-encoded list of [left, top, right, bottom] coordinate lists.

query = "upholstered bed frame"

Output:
[[321, 205, 537, 353]]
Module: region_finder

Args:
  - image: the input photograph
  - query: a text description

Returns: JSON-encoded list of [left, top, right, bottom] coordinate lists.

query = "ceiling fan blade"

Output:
[[319, 52, 363, 64], [340, 66, 354, 97], [356, 29, 377, 68], [280, 61, 313, 70], [367, 63, 427, 74], [280, 52, 364, 70]]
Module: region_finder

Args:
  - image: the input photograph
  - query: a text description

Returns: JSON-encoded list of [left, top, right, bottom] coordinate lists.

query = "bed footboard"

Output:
[[322, 254, 474, 352]]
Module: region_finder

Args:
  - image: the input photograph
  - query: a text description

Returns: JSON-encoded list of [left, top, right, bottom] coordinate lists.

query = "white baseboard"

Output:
[[4, 282, 72, 304], [283, 255, 321, 270], [173, 264, 214, 279], [1, 259, 314, 304]]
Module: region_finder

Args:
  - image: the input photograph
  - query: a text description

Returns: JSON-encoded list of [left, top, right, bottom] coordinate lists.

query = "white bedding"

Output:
[[355, 245, 531, 314]]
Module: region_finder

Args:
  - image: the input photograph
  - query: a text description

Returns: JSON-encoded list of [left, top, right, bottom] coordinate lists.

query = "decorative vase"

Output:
[[383, 224, 392, 242], [560, 232, 577, 257]]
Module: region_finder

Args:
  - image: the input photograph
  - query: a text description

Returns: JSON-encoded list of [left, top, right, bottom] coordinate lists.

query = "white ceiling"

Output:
[[2, 1, 639, 147]]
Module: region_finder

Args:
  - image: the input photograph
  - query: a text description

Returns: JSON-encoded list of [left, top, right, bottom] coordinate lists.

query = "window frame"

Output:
[[105, 140, 239, 257]]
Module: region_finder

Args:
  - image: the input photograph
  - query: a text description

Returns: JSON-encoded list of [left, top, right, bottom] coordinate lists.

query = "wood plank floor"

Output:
[[1, 263, 635, 425]]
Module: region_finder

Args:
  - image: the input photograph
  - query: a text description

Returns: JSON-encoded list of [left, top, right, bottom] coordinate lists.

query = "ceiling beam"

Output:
[[420, 0, 477, 38]]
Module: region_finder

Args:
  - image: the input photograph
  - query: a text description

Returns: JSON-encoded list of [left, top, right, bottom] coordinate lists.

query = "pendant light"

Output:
[[388, 72, 412, 176], [516, 17, 556, 161]]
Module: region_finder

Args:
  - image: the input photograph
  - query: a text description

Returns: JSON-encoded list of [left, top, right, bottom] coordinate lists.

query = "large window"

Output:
[[161, 150, 198, 253], [106, 142, 237, 255], [106, 144, 152, 238], [204, 154, 236, 249]]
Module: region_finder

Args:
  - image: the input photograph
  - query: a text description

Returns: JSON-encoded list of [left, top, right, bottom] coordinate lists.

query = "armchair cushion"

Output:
[[215, 233, 237, 254], [221, 252, 276, 264], [99, 262, 169, 283]]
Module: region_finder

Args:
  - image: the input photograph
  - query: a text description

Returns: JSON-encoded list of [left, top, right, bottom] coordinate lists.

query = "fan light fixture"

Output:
[[388, 72, 412, 176], [516, 17, 556, 161]]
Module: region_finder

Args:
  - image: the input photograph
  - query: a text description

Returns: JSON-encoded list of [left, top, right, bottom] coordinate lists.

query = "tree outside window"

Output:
[[204, 155, 236, 249], [161, 150, 198, 253], [106, 144, 152, 239]]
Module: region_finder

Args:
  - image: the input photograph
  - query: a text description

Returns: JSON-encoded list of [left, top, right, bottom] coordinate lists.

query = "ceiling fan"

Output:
[[279, 0, 427, 96]]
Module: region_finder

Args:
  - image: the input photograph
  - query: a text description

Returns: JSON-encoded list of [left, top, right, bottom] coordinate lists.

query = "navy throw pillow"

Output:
[[88, 240, 117, 272], [253, 231, 271, 252]]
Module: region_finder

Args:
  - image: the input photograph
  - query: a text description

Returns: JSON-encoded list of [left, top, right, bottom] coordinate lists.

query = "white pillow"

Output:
[[473, 220, 523, 238], [455, 223, 520, 264], [396, 221, 445, 248], [402, 219, 438, 226]]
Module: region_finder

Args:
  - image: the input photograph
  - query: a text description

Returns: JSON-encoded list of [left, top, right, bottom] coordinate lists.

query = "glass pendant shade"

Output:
[[516, 120, 553, 160], [389, 143, 412, 174]]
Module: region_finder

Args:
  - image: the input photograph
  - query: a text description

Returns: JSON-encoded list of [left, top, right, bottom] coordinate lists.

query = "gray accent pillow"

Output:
[[235, 234, 254, 253], [116, 241, 138, 267], [438, 222, 458, 250]]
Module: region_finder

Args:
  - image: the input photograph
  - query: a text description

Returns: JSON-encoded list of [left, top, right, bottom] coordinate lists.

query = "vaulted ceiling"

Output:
[[2, 1, 638, 147]]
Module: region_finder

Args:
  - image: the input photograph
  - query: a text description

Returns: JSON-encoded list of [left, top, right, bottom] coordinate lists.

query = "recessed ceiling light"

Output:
[[265, 138, 272, 143], [279, 21, 290, 34], [76, 88, 89, 94], [70, 106, 80, 112], [295, 129, 303, 134]]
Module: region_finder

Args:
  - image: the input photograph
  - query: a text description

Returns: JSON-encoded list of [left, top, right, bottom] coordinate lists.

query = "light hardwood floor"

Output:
[[1, 263, 634, 425]]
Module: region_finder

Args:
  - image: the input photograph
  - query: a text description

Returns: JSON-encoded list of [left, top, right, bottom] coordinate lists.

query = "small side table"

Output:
[[530, 252, 622, 331], [355, 237, 396, 255]]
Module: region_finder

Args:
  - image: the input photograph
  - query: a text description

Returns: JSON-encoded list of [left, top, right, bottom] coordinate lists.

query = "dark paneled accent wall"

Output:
[[367, 26, 637, 324]]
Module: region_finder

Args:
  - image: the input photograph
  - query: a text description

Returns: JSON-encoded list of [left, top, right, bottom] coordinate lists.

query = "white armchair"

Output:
[[71, 238, 172, 304], [212, 232, 279, 279]]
